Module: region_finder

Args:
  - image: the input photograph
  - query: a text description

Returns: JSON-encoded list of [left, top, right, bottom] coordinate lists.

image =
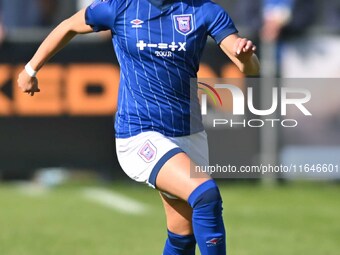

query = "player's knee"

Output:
[[167, 230, 196, 250], [187, 180, 226, 254], [188, 179, 222, 211]]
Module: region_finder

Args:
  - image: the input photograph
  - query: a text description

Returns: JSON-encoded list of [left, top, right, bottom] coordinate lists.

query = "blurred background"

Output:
[[0, 1, 339, 255]]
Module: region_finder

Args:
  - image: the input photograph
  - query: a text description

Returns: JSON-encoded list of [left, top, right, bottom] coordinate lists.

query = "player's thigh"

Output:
[[116, 131, 179, 186], [160, 192, 193, 235], [156, 152, 211, 201], [116, 130, 210, 200]]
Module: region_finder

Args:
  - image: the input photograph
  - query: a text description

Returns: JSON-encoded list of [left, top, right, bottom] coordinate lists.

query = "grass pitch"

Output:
[[0, 181, 339, 255]]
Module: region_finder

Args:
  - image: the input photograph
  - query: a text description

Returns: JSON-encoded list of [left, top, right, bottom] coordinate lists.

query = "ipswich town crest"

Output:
[[173, 14, 194, 36], [138, 140, 157, 163]]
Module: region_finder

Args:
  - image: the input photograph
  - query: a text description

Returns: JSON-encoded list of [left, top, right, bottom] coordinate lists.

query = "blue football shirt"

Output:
[[85, 0, 238, 138]]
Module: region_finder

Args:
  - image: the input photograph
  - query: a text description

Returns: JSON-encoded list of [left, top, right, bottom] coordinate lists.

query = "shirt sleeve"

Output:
[[205, 2, 238, 44], [85, 0, 117, 32]]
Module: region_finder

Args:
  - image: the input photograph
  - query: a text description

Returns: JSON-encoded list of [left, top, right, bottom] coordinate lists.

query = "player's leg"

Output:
[[156, 152, 209, 200], [161, 193, 193, 235], [115, 131, 196, 255], [116, 131, 226, 255], [160, 193, 196, 255], [156, 153, 226, 255]]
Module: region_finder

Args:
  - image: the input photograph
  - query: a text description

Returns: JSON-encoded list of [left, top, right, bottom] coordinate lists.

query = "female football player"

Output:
[[17, 1, 260, 254]]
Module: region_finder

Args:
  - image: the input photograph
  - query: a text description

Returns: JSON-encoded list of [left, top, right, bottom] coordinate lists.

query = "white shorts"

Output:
[[116, 131, 209, 188]]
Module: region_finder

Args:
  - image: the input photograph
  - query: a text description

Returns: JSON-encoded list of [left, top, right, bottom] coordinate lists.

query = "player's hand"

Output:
[[17, 69, 40, 96], [233, 38, 256, 62]]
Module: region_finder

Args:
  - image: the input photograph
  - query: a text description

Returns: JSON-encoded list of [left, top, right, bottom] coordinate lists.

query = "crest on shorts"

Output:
[[138, 140, 157, 163], [173, 14, 194, 36]]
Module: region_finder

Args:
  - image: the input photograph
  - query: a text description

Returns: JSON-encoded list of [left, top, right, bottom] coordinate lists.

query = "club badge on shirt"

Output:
[[173, 14, 194, 36]]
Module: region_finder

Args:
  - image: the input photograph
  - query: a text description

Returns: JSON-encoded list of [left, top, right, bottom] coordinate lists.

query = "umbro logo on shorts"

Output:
[[138, 140, 157, 163]]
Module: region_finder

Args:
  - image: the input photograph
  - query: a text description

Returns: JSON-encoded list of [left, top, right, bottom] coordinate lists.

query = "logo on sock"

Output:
[[206, 237, 223, 247]]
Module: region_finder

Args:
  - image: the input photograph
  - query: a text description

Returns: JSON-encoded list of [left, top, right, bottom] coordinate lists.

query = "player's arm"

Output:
[[17, 8, 95, 96], [219, 34, 260, 76]]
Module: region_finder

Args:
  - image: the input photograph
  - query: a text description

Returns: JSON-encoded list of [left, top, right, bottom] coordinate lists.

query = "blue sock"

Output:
[[162, 230, 196, 255], [188, 180, 226, 255]]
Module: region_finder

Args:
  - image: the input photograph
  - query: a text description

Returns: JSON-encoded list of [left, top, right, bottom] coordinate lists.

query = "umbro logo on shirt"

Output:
[[131, 19, 144, 28]]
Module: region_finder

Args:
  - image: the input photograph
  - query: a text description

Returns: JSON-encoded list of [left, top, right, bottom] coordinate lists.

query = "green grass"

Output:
[[0, 181, 339, 255]]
